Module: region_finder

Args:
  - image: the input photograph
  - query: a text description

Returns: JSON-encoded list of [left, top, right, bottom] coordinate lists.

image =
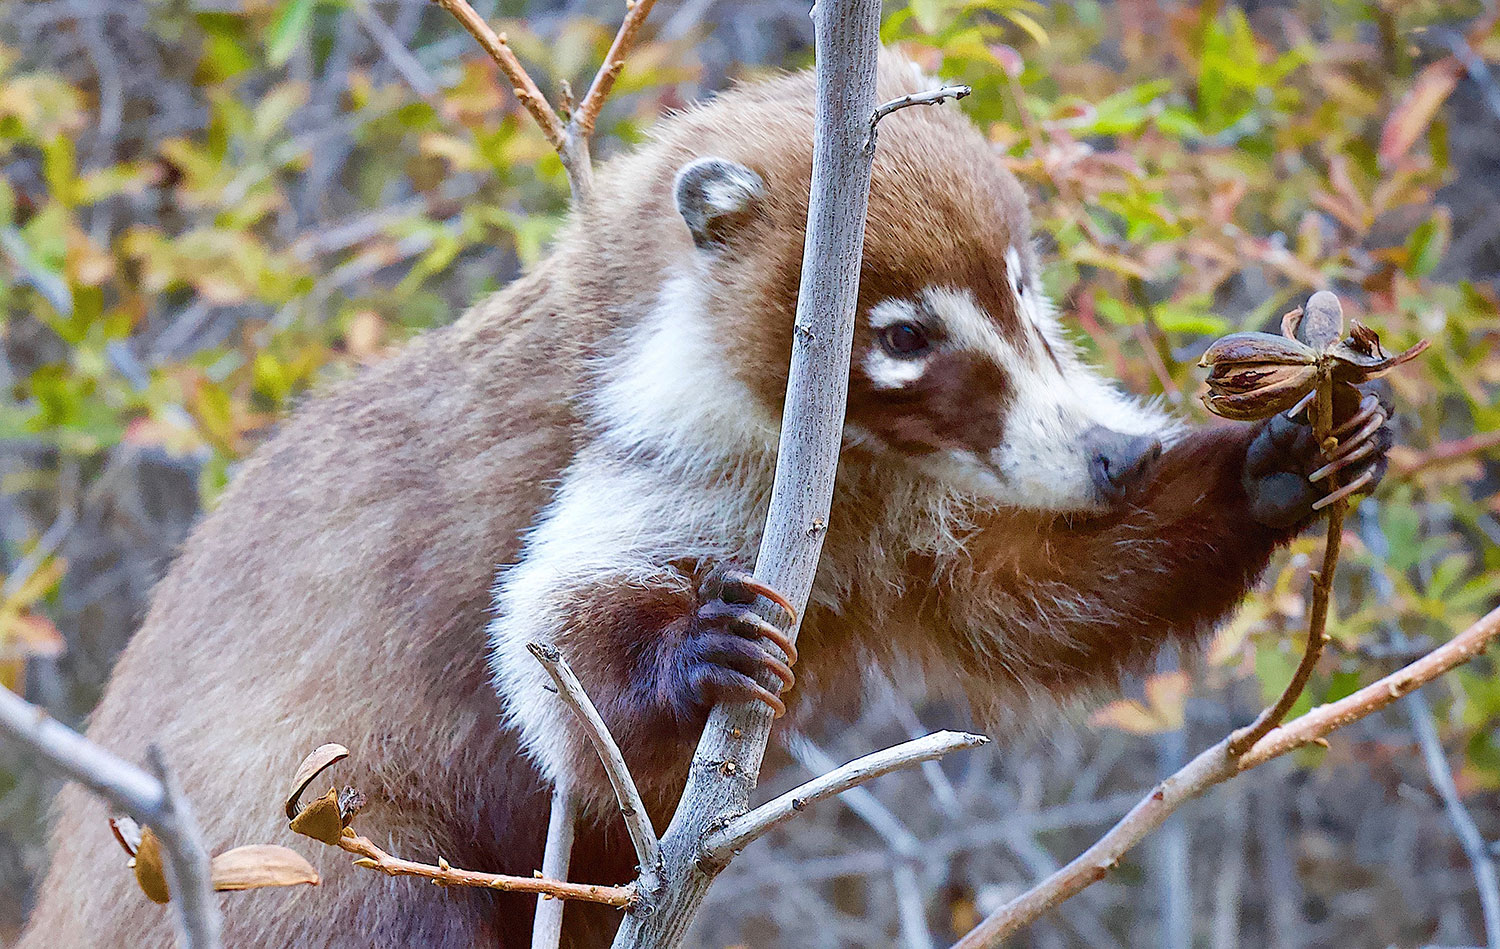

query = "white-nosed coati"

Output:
[[20, 56, 1392, 948]]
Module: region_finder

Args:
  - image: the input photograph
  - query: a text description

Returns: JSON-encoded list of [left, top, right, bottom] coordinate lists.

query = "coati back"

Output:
[[20, 56, 1392, 948]]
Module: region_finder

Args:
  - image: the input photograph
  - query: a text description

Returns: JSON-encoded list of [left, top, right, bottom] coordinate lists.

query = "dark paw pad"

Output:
[[658, 567, 797, 722], [1244, 392, 1393, 528]]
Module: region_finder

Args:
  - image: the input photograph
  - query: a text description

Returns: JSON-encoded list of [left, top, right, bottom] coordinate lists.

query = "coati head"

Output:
[[584, 56, 1175, 512]]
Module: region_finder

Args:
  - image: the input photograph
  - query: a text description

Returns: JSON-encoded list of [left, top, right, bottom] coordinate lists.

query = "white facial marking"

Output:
[[914, 282, 1174, 511], [863, 299, 931, 389]]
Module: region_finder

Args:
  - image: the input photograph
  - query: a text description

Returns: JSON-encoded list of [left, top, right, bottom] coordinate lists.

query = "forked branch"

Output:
[[0, 686, 221, 949], [432, 0, 658, 200], [608, 2, 887, 944], [283, 742, 634, 908], [866, 84, 971, 153], [528, 642, 661, 889]]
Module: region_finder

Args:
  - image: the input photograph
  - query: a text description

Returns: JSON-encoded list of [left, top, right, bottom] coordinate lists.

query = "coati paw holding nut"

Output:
[[658, 567, 798, 723], [1243, 390, 1394, 529]]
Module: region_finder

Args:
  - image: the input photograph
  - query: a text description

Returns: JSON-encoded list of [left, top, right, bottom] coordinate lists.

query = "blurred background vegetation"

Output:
[[1, 0, 1498, 946]]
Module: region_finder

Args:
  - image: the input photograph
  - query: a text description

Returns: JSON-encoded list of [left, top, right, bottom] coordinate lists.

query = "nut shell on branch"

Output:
[[1199, 292, 1428, 423], [1199, 332, 1318, 420]]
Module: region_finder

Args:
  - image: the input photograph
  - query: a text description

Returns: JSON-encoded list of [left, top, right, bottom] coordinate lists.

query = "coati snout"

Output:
[[1085, 427, 1165, 503]]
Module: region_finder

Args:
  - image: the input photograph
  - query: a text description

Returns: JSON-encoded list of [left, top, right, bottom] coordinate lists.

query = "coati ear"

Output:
[[674, 157, 765, 250]]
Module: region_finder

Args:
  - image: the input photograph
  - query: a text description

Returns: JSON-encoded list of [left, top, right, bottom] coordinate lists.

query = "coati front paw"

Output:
[[1243, 391, 1394, 529], [658, 567, 798, 722]]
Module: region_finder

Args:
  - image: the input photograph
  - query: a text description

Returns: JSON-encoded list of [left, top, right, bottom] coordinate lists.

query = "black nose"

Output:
[[1086, 428, 1163, 503]]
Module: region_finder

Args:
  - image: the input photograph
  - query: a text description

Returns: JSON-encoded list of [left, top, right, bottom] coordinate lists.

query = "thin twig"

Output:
[[782, 734, 944, 949], [866, 85, 970, 154], [575, 0, 659, 136], [428, 0, 565, 147], [142, 745, 221, 949], [953, 603, 1500, 947], [527, 642, 660, 890], [337, 830, 634, 906], [882, 689, 963, 818], [703, 731, 987, 861], [0, 686, 222, 949], [531, 777, 578, 949], [1227, 383, 1343, 756], [783, 733, 923, 855], [433, 0, 657, 201]]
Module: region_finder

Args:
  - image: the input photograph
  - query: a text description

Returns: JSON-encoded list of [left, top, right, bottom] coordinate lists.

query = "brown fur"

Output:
[[22, 60, 1308, 948]]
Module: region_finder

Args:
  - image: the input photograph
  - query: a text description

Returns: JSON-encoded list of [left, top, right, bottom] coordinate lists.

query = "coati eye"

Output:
[[879, 323, 930, 358]]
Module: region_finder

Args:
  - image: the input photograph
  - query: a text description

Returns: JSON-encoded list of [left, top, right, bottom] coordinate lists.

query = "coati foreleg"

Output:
[[489, 449, 796, 816], [939, 394, 1393, 702]]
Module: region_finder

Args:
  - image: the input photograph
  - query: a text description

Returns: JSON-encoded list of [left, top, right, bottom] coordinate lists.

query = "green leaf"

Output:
[[267, 0, 316, 68], [1406, 212, 1450, 278]]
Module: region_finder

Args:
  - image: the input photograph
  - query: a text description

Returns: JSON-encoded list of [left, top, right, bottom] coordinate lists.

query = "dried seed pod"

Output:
[[132, 828, 171, 904], [209, 845, 319, 891], [1292, 290, 1345, 349], [1327, 320, 1431, 384], [1199, 291, 1428, 425], [288, 787, 346, 845], [1199, 331, 1319, 421], [285, 743, 349, 821]]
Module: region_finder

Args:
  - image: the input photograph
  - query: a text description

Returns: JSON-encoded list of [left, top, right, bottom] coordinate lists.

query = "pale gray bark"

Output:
[[530, 778, 577, 949], [0, 686, 221, 949], [528, 643, 661, 891], [607, 1, 883, 943]]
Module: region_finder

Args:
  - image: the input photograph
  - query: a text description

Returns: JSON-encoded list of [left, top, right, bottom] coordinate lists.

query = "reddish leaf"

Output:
[[1379, 58, 1463, 166]]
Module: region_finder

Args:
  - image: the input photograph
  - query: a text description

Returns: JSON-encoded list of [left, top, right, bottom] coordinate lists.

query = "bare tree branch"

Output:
[[953, 602, 1500, 948], [432, 0, 658, 201], [784, 733, 922, 855], [703, 731, 987, 861], [575, 0, 658, 136], [607, 2, 885, 943], [0, 686, 222, 949], [527, 642, 660, 890], [428, 0, 566, 147], [336, 830, 634, 906], [531, 778, 578, 949], [866, 84, 970, 153]]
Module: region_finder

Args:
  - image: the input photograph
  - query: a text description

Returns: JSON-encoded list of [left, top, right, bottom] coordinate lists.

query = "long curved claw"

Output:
[[697, 601, 799, 666], [1331, 393, 1382, 440], [1312, 468, 1375, 511], [1285, 388, 1317, 420], [757, 653, 796, 690], [721, 570, 798, 626], [1310, 439, 1377, 482], [740, 680, 787, 718], [1322, 411, 1385, 461]]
